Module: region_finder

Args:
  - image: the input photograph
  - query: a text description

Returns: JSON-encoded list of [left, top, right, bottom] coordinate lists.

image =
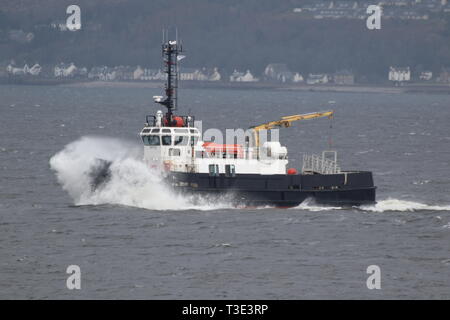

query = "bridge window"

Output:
[[151, 128, 160, 133], [162, 129, 171, 133], [174, 136, 189, 146], [142, 135, 160, 146], [161, 135, 172, 146]]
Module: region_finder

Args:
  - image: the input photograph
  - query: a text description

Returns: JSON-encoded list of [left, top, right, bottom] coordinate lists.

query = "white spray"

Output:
[[359, 198, 450, 213], [49, 136, 231, 211], [293, 198, 450, 213]]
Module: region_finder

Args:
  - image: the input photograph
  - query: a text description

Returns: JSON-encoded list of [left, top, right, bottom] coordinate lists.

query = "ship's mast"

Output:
[[155, 30, 183, 125]]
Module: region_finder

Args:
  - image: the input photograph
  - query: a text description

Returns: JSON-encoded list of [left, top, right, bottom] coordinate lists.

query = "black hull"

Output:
[[168, 171, 376, 208]]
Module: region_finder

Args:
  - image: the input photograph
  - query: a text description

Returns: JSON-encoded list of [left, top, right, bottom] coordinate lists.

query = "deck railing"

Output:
[[302, 151, 341, 174]]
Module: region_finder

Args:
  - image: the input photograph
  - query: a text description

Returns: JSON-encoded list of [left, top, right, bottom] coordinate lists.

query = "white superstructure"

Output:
[[140, 112, 288, 175]]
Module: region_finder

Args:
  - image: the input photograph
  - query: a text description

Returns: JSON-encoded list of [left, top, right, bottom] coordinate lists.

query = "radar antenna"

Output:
[[153, 29, 183, 126]]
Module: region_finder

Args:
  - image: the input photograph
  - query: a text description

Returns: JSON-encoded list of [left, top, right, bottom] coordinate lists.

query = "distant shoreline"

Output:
[[59, 80, 450, 95], [1, 78, 450, 95]]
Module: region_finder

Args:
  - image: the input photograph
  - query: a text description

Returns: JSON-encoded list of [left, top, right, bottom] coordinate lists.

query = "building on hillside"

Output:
[[0, 61, 9, 77], [7, 63, 42, 76], [9, 30, 34, 44], [264, 63, 293, 82], [292, 73, 304, 83], [54, 63, 77, 78], [143, 69, 166, 81], [122, 66, 135, 80], [438, 67, 450, 83], [54, 63, 86, 78], [140, 69, 165, 81], [88, 66, 105, 80], [334, 70, 355, 85], [194, 68, 209, 81], [293, 0, 448, 20], [101, 67, 116, 81], [229, 70, 259, 82], [204, 67, 222, 81], [89, 65, 160, 81], [180, 68, 198, 80], [388, 66, 411, 83], [419, 71, 433, 81], [278, 71, 295, 83], [51, 21, 69, 31], [306, 74, 329, 85], [264, 63, 304, 83], [88, 66, 116, 81], [178, 67, 221, 81], [179, 68, 211, 81], [28, 63, 42, 76], [133, 66, 145, 80]]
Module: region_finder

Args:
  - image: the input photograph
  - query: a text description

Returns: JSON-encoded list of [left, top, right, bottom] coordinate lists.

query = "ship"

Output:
[[124, 37, 376, 208]]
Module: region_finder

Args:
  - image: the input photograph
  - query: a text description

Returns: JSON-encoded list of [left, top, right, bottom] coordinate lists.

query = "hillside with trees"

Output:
[[1, 0, 450, 81]]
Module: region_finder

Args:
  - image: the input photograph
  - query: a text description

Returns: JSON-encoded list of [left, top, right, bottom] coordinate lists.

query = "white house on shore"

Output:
[[264, 63, 304, 83], [88, 66, 134, 81], [178, 67, 221, 81], [292, 73, 304, 83], [207, 67, 221, 81], [179, 68, 200, 81], [264, 63, 292, 82], [140, 69, 164, 81], [133, 66, 145, 80], [306, 74, 329, 85], [389, 66, 411, 82], [88, 66, 115, 80], [229, 69, 259, 82], [54, 63, 77, 78], [419, 71, 433, 81], [333, 70, 355, 85], [141, 69, 166, 81], [7, 63, 42, 76]]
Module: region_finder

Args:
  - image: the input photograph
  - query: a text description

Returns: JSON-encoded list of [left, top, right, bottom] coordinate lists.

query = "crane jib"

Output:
[[250, 110, 334, 147]]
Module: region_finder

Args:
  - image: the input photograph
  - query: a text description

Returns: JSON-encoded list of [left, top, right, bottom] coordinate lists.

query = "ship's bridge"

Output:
[[140, 127, 200, 147], [140, 125, 201, 172]]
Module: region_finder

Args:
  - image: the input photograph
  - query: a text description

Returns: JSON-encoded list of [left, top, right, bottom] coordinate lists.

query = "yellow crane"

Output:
[[250, 110, 334, 147]]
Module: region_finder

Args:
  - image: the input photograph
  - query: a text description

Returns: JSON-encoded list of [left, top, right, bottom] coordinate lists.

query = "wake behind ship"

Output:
[[99, 36, 376, 208]]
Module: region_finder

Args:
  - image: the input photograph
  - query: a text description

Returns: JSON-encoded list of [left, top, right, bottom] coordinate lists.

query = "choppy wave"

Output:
[[49, 136, 232, 211], [292, 199, 342, 212], [359, 198, 450, 213], [293, 198, 450, 213]]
